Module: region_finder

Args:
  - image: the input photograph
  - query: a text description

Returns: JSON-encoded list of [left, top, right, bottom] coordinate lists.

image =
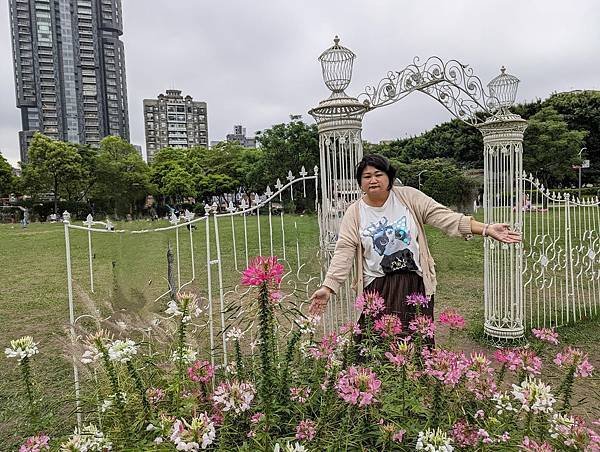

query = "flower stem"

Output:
[[19, 357, 36, 416], [257, 283, 274, 432], [127, 361, 149, 415], [558, 364, 576, 412], [430, 381, 443, 428]]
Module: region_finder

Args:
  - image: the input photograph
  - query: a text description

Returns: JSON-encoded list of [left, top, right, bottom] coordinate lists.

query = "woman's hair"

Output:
[[355, 154, 397, 190]]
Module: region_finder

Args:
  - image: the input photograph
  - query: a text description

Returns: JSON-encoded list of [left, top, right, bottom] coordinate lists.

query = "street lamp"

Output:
[[578, 147, 587, 198], [417, 170, 428, 190]]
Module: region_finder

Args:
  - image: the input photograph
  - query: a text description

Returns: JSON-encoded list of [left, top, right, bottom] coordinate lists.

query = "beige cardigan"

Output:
[[322, 186, 473, 297]]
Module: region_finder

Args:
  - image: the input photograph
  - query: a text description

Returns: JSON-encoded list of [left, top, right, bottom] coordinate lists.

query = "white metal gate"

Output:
[[521, 173, 600, 329]]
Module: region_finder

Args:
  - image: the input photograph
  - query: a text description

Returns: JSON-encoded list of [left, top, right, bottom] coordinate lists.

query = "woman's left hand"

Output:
[[487, 223, 522, 244]]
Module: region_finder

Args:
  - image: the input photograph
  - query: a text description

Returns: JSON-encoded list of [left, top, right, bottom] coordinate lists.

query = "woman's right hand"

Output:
[[309, 286, 333, 316]]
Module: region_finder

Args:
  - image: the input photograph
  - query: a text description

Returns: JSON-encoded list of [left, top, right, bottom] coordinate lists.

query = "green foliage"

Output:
[[372, 120, 484, 167], [523, 107, 588, 188], [256, 120, 319, 182], [0, 152, 15, 197], [388, 157, 479, 210], [93, 136, 153, 216], [373, 90, 600, 186], [21, 133, 83, 213]]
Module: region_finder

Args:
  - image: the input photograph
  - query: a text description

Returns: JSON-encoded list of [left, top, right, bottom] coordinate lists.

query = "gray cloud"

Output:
[[1, 0, 599, 165]]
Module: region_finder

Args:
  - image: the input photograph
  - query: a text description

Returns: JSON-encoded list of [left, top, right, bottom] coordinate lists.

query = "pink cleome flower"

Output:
[[295, 419, 317, 441], [532, 328, 559, 345], [421, 348, 468, 387], [374, 314, 403, 338], [188, 360, 215, 384], [308, 331, 339, 360], [465, 353, 497, 400], [19, 434, 50, 452], [521, 436, 554, 452], [451, 419, 479, 448], [355, 290, 386, 317], [384, 338, 413, 368], [290, 386, 311, 403], [554, 347, 594, 377], [336, 365, 382, 407], [339, 321, 362, 336], [439, 308, 466, 329], [405, 292, 430, 308], [212, 380, 256, 414], [146, 387, 166, 405], [408, 315, 436, 339], [392, 429, 406, 443], [241, 256, 284, 287], [495, 348, 542, 376]]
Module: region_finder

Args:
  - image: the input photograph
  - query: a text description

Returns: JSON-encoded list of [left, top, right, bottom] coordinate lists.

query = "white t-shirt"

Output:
[[359, 192, 421, 287]]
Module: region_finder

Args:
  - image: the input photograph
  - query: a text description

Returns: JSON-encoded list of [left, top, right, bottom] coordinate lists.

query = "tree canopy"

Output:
[[0, 152, 15, 197]]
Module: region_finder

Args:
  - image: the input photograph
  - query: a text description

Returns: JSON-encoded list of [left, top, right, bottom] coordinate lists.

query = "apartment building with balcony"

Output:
[[143, 89, 208, 162]]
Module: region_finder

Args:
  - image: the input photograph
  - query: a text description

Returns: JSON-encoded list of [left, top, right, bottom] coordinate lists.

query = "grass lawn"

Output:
[[0, 213, 598, 448]]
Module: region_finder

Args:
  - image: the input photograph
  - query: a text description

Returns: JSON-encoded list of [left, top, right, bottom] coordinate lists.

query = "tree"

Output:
[[21, 133, 83, 213], [545, 91, 600, 184], [161, 166, 195, 202], [523, 107, 588, 188], [389, 157, 479, 211], [93, 136, 152, 217], [256, 120, 319, 182], [0, 152, 15, 197]]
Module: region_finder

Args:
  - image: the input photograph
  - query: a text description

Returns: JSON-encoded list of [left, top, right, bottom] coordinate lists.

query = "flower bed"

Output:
[[7, 256, 599, 451]]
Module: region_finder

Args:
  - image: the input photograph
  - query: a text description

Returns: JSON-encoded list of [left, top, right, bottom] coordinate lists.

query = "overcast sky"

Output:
[[1, 0, 599, 165]]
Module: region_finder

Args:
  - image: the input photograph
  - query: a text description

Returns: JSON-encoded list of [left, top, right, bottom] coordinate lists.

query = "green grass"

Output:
[[1, 213, 599, 448]]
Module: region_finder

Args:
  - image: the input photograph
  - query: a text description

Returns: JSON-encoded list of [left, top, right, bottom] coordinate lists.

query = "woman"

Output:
[[309, 154, 521, 328]]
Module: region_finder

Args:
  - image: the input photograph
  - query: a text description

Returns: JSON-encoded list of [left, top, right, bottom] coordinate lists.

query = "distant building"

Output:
[[143, 89, 208, 162], [8, 0, 130, 162], [226, 125, 256, 148]]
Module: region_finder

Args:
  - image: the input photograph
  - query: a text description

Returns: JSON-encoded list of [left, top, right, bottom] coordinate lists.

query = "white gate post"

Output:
[[309, 37, 366, 328], [477, 77, 528, 340]]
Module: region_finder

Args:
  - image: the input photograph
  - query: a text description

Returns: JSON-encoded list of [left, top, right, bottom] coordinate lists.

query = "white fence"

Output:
[[521, 173, 600, 329]]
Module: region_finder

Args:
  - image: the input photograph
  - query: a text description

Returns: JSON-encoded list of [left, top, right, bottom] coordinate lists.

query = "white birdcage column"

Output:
[[477, 67, 528, 340], [309, 37, 366, 328], [478, 112, 528, 340]]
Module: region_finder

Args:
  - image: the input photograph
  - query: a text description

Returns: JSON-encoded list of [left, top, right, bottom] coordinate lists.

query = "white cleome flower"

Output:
[[171, 346, 197, 365], [60, 424, 112, 451], [549, 412, 576, 439], [166, 293, 202, 322], [416, 428, 454, 452], [100, 398, 113, 413], [511, 377, 556, 414], [225, 327, 244, 342], [492, 391, 518, 415], [107, 339, 138, 363], [81, 346, 101, 364], [297, 315, 320, 335], [170, 413, 215, 450], [273, 442, 307, 452], [165, 299, 184, 317], [5, 336, 39, 361]]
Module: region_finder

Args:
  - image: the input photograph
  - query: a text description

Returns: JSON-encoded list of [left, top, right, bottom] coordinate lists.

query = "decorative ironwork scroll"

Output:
[[358, 56, 503, 126]]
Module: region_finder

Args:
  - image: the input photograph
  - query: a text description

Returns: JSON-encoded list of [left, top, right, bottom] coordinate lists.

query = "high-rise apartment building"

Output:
[[143, 90, 208, 162], [8, 0, 129, 162], [226, 125, 256, 148]]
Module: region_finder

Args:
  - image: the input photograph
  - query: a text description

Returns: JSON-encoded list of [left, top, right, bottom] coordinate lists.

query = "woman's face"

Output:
[[360, 165, 390, 197]]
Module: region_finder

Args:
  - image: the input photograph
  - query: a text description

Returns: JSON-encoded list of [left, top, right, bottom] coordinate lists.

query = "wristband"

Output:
[[482, 223, 489, 237]]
